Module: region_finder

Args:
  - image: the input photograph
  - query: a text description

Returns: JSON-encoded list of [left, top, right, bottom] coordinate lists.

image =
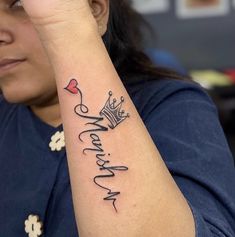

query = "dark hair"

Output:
[[102, 0, 187, 84]]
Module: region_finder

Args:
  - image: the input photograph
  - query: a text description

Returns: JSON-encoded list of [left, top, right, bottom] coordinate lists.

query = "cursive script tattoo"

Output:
[[64, 78, 129, 212]]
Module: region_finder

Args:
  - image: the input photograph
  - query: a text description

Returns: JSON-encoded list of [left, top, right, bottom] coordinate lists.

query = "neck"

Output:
[[30, 97, 62, 128]]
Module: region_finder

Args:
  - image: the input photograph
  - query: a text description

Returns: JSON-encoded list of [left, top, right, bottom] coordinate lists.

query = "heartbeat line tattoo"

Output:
[[64, 78, 129, 212]]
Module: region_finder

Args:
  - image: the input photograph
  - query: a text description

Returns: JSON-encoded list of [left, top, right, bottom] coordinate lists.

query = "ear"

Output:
[[88, 0, 109, 36]]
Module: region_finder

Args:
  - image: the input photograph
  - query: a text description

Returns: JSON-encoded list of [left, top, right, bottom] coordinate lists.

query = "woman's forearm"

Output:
[[43, 25, 196, 237]]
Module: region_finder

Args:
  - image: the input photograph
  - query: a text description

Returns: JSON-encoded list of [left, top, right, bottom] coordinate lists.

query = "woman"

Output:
[[0, 0, 234, 236]]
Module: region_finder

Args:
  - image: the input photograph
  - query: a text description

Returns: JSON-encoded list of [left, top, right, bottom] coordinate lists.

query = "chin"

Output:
[[1, 86, 39, 105], [2, 92, 31, 105], [1, 82, 58, 107]]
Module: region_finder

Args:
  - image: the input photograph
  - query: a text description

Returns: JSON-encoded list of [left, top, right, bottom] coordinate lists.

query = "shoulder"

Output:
[[126, 77, 234, 164], [131, 80, 235, 236], [126, 77, 216, 121]]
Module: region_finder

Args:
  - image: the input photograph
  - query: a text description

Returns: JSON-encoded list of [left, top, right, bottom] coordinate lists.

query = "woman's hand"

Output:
[[21, 0, 98, 46], [21, 0, 89, 19]]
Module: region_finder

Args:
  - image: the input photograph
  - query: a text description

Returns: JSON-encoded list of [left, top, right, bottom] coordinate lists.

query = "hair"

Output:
[[102, 0, 187, 84]]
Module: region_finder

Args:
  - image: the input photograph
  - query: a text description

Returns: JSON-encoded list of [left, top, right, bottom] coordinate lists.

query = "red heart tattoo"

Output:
[[64, 79, 79, 94]]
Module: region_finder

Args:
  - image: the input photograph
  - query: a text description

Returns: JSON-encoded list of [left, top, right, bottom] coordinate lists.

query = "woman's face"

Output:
[[0, 0, 109, 106], [0, 0, 57, 106]]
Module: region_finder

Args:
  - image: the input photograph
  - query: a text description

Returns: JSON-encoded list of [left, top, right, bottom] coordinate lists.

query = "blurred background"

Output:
[[131, 0, 235, 158]]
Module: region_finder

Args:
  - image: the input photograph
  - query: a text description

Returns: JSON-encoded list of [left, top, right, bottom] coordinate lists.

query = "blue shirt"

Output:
[[0, 78, 235, 236]]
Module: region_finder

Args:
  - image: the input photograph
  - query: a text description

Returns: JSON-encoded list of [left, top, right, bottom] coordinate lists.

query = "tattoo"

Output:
[[64, 78, 129, 212], [100, 91, 129, 129]]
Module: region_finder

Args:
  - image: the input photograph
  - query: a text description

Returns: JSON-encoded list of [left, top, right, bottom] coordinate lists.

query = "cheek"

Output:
[[16, 21, 55, 84], [0, 19, 57, 103], [17, 20, 51, 67]]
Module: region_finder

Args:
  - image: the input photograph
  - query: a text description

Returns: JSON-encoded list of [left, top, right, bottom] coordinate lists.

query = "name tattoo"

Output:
[[64, 78, 129, 212]]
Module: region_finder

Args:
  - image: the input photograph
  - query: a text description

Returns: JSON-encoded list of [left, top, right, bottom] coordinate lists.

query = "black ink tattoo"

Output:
[[100, 91, 129, 129], [64, 78, 129, 212]]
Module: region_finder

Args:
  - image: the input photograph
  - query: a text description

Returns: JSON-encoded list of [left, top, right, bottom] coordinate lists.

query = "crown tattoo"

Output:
[[100, 91, 129, 129]]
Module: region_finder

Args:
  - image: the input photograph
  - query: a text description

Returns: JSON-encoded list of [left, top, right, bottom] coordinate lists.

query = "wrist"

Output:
[[36, 17, 100, 64], [41, 19, 102, 72], [36, 13, 98, 46]]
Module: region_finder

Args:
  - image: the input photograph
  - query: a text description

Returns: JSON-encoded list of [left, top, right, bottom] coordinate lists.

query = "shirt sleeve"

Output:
[[143, 81, 235, 237]]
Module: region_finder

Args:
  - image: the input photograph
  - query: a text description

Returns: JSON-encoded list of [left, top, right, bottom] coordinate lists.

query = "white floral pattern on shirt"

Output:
[[24, 214, 43, 237], [49, 131, 65, 151]]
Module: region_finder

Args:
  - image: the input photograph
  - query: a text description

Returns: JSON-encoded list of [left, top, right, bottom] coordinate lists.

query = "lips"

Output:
[[0, 58, 26, 67], [0, 58, 26, 74]]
